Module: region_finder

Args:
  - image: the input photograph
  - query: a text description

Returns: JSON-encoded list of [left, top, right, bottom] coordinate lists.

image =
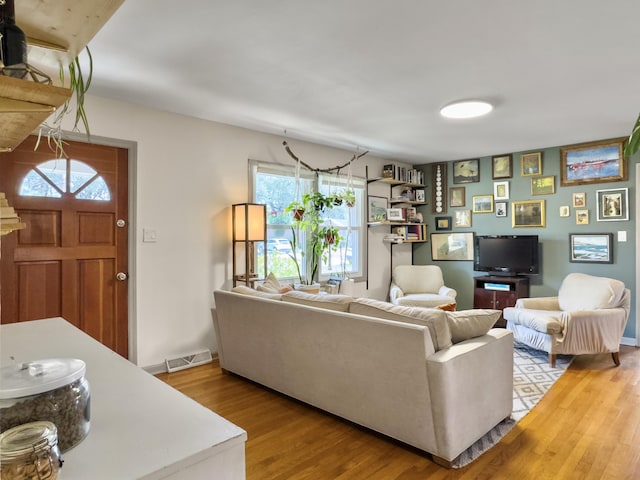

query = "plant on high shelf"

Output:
[[624, 113, 640, 158], [35, 47, 93, 156], [285, 192, 344, 285]]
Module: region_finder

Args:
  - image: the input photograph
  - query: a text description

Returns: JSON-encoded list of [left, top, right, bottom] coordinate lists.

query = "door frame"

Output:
[[63, 131, 139, 362]]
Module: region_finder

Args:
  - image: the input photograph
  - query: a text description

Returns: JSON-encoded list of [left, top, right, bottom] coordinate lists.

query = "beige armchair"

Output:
[[503, 273, 630, 367], [389, 265, 457, 308]]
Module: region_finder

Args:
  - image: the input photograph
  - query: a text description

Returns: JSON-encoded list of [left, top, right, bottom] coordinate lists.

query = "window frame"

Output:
[[250, 159, 365, 283]]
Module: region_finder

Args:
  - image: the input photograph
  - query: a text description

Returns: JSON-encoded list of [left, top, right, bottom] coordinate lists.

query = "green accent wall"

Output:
[[413, 140, 637, 339]]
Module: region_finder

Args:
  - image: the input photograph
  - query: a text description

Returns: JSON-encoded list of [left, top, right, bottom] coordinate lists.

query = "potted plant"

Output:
[[342, 189, 356, 207], [285, 200, 305, 221], [285, 192, 342, 286]]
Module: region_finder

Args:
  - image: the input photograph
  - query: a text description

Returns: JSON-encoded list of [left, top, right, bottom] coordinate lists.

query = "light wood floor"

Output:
[[157, 345, 640, 480]]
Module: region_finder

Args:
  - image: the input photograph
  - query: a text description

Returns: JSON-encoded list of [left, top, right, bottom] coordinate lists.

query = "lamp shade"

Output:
[[233, 203, 266, 241]]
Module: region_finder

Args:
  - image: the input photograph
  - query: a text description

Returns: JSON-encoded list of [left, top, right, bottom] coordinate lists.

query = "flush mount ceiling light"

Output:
[[440, 100, 493, 119]]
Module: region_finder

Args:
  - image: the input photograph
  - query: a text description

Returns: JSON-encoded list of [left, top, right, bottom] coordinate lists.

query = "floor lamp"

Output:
[[232, 203, 266, 287]]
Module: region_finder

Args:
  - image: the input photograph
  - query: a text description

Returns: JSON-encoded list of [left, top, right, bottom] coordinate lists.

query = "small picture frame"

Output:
[[472, 194, 494, 213], [560, 138, 627, 186], [559, 206, 570, 217], [531, 175, 555, 195], [495, 201, 507, 217], [576, 209, 589, 225], [569, 233, 613, 264], [368, 196, 388, 223], [513, 200, 546, 228], [453, 159, 480, 184], [493, 181, 509, 200], [454, 209, 472, 228], [572, 192, 586, 208], [386, 208, 404, 222], [415, 189, 426, 203], [521, 152, 542, 176], [450, 186, 466, 207], [435, 216, 452, 231], [431, 232, 474, 261], [492, 154, 513, 179], [596, 187, 629, 222]]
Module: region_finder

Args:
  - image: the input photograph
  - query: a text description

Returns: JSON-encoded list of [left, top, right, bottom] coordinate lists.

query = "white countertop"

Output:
[[0, 318, 247, 479]]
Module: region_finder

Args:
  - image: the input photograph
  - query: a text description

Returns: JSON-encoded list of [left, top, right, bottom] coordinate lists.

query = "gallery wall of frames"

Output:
[[413, 137, 638, 339]]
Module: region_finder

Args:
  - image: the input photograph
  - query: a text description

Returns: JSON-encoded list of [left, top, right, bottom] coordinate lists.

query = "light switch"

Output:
[[618, 231, 627, 242], [143, 228, 157, 243]]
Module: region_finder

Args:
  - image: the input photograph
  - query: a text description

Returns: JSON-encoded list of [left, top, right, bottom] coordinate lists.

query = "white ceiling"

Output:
[[85, 0, 640, 163]]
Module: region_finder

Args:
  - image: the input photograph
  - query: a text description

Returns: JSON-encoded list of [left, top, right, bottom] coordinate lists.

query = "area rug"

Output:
[[451, 342, 573, 468]]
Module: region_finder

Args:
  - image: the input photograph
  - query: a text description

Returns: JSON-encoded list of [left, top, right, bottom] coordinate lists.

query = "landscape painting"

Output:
[[569, 233, 613, 263], [560, 139, 626, 186]]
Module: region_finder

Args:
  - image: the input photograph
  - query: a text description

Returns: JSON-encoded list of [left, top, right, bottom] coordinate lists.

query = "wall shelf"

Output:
[[0, 0, 125, 152]]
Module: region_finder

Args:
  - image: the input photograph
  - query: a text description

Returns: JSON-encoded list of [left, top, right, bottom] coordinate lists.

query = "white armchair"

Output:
[[503, 273, 630, 367], [389, 265, 457, 308]]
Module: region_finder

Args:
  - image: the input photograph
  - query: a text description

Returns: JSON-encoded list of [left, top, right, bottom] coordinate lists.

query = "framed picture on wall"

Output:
[[367, 196, 388, 223], [596, 187, 628, 221], [492, 154, 513, 179], [450, 187, 466, 207], [453, 159, 479, 184], [454, 209, 472, 228], [521, 152, 542, 176], [431, 232, 474, 261], [569, 233, 613, 263], [512, 200, 546, 227], [560, 138, 627, 186]]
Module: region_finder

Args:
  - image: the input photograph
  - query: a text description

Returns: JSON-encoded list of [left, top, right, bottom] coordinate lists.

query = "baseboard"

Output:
[[620, 336, 637, 347]]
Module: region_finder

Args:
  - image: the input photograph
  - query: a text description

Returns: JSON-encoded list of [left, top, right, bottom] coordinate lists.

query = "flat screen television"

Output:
[[474, 235, 539, 276]]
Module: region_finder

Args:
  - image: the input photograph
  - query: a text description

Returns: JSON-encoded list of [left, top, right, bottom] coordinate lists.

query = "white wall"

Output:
[[61, 95, 405, 368]]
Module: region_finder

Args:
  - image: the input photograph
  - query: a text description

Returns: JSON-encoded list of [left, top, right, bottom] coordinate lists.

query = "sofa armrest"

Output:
[[389, 282, 404, 303], [514, 296, 560, 310], [560, 308, 629, 353], [438, 285, 457, 299], [426, 329, 513, 461]]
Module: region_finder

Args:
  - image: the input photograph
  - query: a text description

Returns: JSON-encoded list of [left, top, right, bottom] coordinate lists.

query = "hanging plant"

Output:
[[35, 46, 93, 156], [343, 189, 356, 207], [624, 112, 640, 158]]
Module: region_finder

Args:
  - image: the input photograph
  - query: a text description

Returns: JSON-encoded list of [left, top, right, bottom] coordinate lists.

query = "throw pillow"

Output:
[[348, 298, 452, 351], [435, 303, 457, 312], [445, 309, 501, 344], [256, 272, 292, 294], [231, 285, 283, 300], [282, 291, 353, 312]]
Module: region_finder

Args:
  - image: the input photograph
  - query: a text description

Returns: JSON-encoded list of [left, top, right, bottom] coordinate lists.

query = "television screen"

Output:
[[474, 235, 539, 276]]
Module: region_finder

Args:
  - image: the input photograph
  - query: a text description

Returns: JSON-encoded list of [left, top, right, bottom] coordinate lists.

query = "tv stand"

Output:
[[473, 275, 530, 328]]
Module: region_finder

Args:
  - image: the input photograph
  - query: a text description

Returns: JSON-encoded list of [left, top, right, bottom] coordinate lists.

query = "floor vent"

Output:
[[165, 350, 212, 373]]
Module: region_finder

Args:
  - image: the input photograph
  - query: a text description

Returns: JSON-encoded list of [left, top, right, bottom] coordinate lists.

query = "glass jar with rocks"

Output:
[[0, 358, 90, 452]]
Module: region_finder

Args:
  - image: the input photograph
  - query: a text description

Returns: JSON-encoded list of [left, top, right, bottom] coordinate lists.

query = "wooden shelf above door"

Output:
[[0, 0, 125, 152]]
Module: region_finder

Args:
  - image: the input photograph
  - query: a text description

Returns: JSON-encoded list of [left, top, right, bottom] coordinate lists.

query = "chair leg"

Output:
[[612, 352, 621, 367], [549, 354, 557, 368]]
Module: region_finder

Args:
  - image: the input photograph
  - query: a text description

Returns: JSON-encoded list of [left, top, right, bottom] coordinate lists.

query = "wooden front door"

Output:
[[0, 136, 129, 358]]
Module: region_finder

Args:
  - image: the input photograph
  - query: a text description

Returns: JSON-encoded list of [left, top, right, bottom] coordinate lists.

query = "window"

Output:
[[251, 160, 365, 282], [19, 159, 111, 201]]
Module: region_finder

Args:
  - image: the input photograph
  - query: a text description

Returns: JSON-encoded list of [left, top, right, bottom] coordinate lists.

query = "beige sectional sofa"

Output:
[[212, 288, 514, 466]]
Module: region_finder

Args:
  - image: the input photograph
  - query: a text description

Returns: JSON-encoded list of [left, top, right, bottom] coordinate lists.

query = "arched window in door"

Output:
[[19, 159, 111, 201]]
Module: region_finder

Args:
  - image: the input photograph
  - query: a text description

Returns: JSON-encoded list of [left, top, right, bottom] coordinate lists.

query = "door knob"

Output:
[[116, 272, 128, 281]]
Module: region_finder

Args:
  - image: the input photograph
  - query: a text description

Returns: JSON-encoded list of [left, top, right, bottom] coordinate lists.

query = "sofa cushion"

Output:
[[282, 291, 353, 312], [396, 294, 456, 309], [503, 308, 563, 334], [445, 309, 501, 343], [348, 298, 452, 350], [231, 285, 283, 300], [558, 273, 626, 311]]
